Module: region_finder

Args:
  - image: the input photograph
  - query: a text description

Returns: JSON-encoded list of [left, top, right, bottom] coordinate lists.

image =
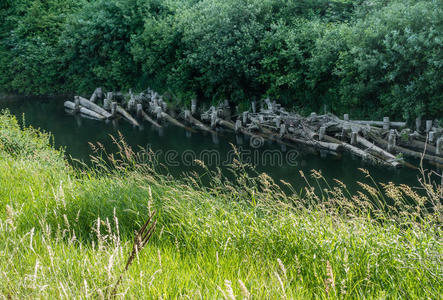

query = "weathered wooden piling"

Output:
[[343, 114, 349, 121], [383, 117, 390, 130], [136, 103, 143, 118], [74, 97, 80, 113], [191, 99, 197, 115], [89, 87, 103, 103], [350, 132, 357, 145], [437, 138, 443, 155], [388, 129, 396, 152], [279, 124, 286, 137], [319, 126, 326, 141], [429, 131, 435, 143], [416, 117, 422, 132], [426, 120, 433, 133], [242, 111, 248, 124], [235, 120, 242, 133], [103, 98, 110, 110], [111, 102, 117, 116], [251, 101, 256, 113]]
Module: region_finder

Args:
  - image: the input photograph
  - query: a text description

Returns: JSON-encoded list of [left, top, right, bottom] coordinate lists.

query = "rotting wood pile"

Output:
[[65, 88, 443, 168]]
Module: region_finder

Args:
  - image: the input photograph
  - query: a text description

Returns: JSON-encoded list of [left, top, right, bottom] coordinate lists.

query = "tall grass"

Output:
[[0, 111, 441, 298]]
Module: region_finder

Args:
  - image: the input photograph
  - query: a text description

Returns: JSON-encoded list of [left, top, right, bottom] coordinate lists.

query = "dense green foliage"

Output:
[[1, 0, 442, 119], [0, 111, 442, 297]]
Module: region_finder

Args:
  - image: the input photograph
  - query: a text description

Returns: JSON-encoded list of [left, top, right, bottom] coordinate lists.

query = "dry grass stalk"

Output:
[[325, 260, 335, 296], [110, 210, 157, 299]]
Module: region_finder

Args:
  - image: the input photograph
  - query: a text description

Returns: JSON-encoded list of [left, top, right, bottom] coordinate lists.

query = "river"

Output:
[[1, 96, 435, 193]]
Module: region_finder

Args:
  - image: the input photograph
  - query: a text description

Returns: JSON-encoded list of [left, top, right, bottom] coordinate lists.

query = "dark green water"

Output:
[[0, 97, 435, 193]]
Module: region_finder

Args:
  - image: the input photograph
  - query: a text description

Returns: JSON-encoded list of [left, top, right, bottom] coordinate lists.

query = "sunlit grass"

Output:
[[0, 111, 441, 298]]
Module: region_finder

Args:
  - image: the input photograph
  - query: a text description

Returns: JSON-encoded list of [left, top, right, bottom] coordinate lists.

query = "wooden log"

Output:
[[77, 96, 112, 119], [218, 119, 235, 131], [64, 101, 106, 120], [322, 134, 391, 167], [350, 120, 406, 129], [372, 136, 443, 165], [161, 111, 187, 129], [188, 114, 214, 133], [396, 137, 439, 155], [141, 110, 161, 128], [116, 105, 140, 127], [283, 134, 342, 152], [356, 135, 401, 167], [64, 101, 76, 111]]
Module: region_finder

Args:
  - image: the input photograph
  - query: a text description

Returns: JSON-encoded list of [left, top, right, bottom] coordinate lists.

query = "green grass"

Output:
[[0, 111, 441, 299]]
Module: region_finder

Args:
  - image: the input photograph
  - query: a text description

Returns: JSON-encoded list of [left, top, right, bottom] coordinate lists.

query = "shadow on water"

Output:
[[1, 96, 439, 194]]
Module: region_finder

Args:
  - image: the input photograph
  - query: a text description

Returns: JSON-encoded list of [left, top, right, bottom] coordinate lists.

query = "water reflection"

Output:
[[1, 97, 436, 193]]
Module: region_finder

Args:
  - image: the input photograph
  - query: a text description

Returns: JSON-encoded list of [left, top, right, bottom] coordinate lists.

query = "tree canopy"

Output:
[[0, 0, 442, 120]]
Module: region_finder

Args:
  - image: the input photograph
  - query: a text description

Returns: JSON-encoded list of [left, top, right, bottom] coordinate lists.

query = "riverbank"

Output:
[[0, 111, 441, 298]]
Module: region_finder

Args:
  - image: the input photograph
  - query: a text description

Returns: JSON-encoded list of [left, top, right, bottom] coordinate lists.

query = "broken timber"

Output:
[[67, 88, 443, 167]]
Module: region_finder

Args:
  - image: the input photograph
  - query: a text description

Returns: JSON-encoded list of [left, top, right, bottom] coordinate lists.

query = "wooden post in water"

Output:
[[136, 104, 143, 118], [235, 120, 242, 133], [184, 110, 191, 122], [351, 132, 357, 145], [251, 101, 256, 113], [383, 117, 390, 130], [236, 134, 243, 145], [103, 98, 110, 110], [388, 129, 396, 152], [275, 116, 281, 128], [242, 111, 248, 125], [74, 97, 80, 113], [90, 87, 103, 103], [319, 126, 326, 141], [191, 99, 197, 115], [310, 112, 317, 118], [111, 102, 117, 116], [429, 131, 435, 143], [415, 117, 422, 133], [211, 111, 217, 128], [279, 123, 286, 137], [436, 138, 443, 155], [426, 120, 433, 133], [155, 106, 162, 120], [343, 114, 349, 121]]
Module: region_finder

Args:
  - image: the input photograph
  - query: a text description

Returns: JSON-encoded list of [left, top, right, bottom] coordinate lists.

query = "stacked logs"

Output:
[[65, 89, 443, 168]]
